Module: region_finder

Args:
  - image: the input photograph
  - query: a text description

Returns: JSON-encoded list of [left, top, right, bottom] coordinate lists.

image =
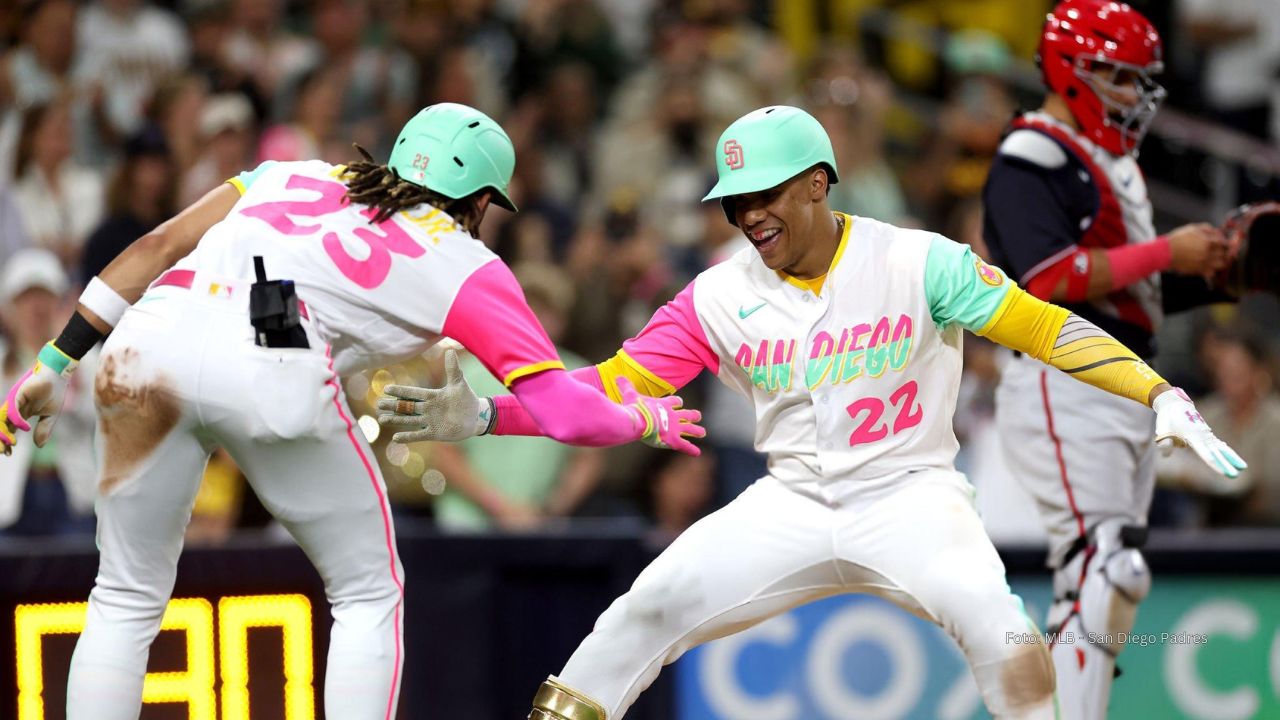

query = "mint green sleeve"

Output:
[[924, 234, 1015, 331], [228, 160, 278, 193]]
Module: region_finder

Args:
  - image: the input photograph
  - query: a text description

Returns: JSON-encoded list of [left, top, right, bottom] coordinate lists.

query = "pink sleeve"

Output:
[[492, 367, 605, 436], [620, 281, 719, 389], [442, 259, 565, 386], [492, 368, 644, 446]]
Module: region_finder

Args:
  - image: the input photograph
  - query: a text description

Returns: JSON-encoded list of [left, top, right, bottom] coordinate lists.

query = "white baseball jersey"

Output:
[[555, 218, 1057, 720], [173, 159, 561, 382], [69, 158, 573, 719], [612, 213, 1016, 494]]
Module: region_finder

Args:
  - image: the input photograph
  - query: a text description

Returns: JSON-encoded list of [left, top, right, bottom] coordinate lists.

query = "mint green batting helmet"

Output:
[[387, 103, 517, 211], [702, 106, 839, 222]]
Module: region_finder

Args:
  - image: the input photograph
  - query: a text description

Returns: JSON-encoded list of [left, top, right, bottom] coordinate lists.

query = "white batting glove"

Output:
[[1, 342, 79, 456], [1153, 388, 1246, 478], [376, 349, 493, 443]]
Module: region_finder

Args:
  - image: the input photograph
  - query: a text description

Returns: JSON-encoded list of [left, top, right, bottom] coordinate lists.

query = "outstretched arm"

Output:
[[2, 183, 240, 454], [927, 234, 1246, 477], [381, 281, 717, 451], [398, 264, 705, 454]]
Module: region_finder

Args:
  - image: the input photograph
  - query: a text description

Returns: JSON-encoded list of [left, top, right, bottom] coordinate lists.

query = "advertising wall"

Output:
[[3, 532, 1277, 719], [674, 577, 1280, 720]]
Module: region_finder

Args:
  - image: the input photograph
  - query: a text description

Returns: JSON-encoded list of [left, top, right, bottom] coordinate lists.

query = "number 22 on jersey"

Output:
[[846, 380, 923, 446]]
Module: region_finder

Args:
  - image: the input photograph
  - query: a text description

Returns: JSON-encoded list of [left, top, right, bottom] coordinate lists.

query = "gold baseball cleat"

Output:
[[527, 677, 607, 720]]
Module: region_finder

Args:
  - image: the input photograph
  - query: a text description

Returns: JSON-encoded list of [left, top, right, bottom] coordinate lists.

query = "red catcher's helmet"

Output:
[[1038, 0, 1166, 156]]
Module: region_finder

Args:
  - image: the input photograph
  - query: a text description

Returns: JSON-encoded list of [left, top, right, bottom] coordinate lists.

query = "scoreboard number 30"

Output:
[[15, 594, 314, 720]]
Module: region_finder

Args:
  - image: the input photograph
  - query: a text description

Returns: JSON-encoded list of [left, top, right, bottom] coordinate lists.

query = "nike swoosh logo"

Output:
[[738, 302, 767, 319]]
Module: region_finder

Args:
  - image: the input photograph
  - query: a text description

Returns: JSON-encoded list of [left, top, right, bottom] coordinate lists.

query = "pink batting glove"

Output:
[[615, 376, 706, 456]]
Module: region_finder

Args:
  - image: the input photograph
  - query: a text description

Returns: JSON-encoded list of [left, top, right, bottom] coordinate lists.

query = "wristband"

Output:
[[79, 276, 131, 327], [52, 312, 106, 361], [37, 342, 79, 378], [477, 397, 497, 436]]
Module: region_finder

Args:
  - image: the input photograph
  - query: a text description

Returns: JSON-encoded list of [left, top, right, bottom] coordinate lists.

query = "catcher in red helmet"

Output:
[[981, 2, 1238, 717]]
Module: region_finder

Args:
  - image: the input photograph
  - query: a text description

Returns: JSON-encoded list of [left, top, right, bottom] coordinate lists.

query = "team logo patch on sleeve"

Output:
[[975, 259, 1004, 286]]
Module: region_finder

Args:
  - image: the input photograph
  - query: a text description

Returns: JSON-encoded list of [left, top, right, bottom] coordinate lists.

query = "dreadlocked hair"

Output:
[[340, 144, 487, 235]]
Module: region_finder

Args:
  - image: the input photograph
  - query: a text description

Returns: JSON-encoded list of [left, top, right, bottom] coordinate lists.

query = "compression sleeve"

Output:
[[981, 286, 1167, 405]]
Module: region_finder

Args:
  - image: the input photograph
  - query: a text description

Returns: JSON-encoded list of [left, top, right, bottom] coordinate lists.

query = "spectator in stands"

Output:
[[178, 92, 255, 208], [905, 30, 1016, 228], [804, 44, 907, 224], [0, 249, 97, 537], [531, 62, 602, 214], [509, 0, 625, 105], [430, 264, 605, 532], [11, 97, 105, 269], [643, 450, 715, 546], [147, 73, 207, 177], [593, 72, 718, 269], [75, 0, 189, 141], [0, 181, 32, 270], [224, 0, 313, 103], [1159, 327, 1280, 526], [187, 1, 267, 124], [0, 0, 108, 175], [277, 0, 417, 159], [79, 126, 175, 283], [1179, 0, 1280, 141], [256, 66, 344, 164]]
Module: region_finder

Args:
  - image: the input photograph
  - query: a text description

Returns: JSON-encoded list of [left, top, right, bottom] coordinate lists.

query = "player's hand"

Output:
[[1166, 223, 1230, 278], [1, 343, 79, 456], [376, 349, 491, 443], [615, 377, 706, 456], [1153, 388, 1246, 478]]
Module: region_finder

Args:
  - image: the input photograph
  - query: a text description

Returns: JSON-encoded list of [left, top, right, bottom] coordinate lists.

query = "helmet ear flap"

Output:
[[720, 196, 737, 226]]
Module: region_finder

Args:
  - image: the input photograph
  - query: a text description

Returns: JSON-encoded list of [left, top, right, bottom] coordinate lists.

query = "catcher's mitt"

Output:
[[1216, 201, 1280, 296]]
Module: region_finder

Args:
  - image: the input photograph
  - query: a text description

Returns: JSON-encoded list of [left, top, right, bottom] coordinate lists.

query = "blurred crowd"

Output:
[[1, 0, 1279, 546]]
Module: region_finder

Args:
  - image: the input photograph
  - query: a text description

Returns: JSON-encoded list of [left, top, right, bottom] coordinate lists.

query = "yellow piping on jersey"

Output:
[[596, 350, 675, 403], [502, 360, 566, 387], [226, 177, 248, 196], [776, 212, 853, 297]]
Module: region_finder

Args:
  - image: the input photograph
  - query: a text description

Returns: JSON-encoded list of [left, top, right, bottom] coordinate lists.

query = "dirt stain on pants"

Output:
[[94, 348, 181, 493]]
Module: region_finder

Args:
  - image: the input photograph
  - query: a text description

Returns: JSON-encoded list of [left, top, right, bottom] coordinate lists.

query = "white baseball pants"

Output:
[[556, 471, 1057, 719], [66, 276, 404, 720]]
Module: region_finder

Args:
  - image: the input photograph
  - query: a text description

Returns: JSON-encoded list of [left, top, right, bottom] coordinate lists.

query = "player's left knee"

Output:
[[974, 640, 1056, 717]]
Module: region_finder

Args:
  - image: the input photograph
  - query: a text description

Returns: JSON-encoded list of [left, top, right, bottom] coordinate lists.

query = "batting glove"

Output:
[[376, 349, 493, 443], [615, 377, 706, 456], [1153, 388, 1247, 478], [1, 342, 79, 456]]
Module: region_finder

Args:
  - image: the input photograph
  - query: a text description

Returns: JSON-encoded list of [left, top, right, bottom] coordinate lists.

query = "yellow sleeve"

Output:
[[595, 350, 677, 403], [979, 286, 1166, 406]]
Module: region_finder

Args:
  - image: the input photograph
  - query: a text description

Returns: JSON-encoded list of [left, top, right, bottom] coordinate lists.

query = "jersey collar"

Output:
[[776, 212, 853, 295]]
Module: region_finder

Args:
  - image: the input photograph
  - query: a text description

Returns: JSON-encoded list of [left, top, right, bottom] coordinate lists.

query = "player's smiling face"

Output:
[[730, 167, 832, 277]]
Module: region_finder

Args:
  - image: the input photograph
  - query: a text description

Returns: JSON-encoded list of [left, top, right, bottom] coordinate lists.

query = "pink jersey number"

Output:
[[241, 174, 426, 289], [240, 174, 347, 235], [846, 380, 924, 447]]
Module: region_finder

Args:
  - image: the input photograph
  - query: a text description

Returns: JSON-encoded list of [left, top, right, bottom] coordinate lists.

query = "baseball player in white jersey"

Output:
[[982, 3, 1240, 716], [380, 105, 1244, 719], [0, 102, 702, 720]]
